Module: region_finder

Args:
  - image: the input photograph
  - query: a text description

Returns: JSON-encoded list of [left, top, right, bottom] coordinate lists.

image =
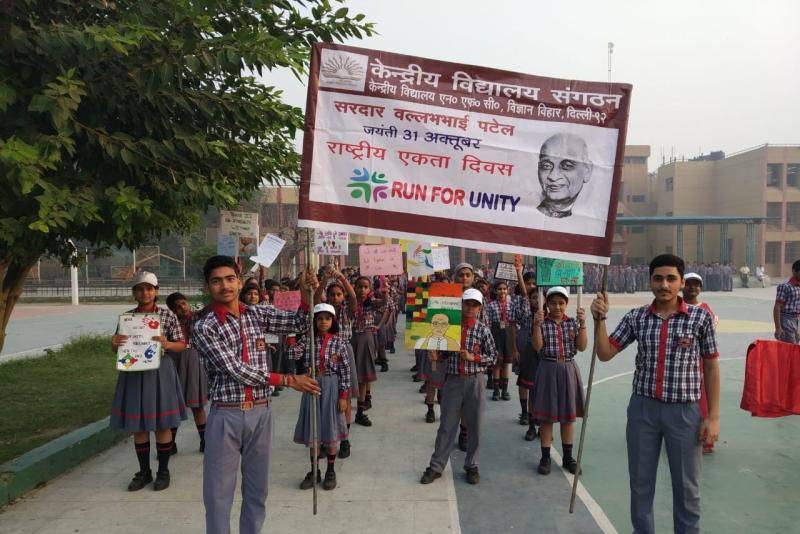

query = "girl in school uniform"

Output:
[[291, 303, 352, 490], [351, 276, 383, 426], [532, 286, 587, 475], [110, 271, 187, 491], [516, 284, 542, 440], [165, 292, 209, 453]]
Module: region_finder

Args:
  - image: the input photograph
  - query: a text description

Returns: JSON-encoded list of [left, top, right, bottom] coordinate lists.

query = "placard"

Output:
[[116, 313, 162, 371], [359, 244, 404, 275], [314, 230, 349, 255], [218, 210, 259, 258], [536, 257, 584, 286], [431, 246, 451, 271], [406, 241, 435, 277], [249, 234, 286, 268], [407, 282, 463, 354], [494, 261, 518, 281], [298, 43, 632, 264], [273, 290, 301, 312], [216, 234, 237, 257]]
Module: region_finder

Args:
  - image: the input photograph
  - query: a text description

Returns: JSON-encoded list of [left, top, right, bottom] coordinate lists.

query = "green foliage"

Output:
[[0, 0, 374, 267]]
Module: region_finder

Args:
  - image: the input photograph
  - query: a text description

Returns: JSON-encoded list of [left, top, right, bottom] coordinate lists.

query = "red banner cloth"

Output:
[[740, 340, 800, 417]]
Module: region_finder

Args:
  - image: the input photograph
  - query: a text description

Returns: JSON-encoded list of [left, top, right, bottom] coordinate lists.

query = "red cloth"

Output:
[[740, 340, 800, 417]]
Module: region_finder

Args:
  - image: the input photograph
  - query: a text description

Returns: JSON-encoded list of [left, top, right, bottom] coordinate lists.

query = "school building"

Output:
[[616, 144, 800, 278]]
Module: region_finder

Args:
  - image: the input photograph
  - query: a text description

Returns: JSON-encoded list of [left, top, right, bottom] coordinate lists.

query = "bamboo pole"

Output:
[[305, 228, 318, 514]]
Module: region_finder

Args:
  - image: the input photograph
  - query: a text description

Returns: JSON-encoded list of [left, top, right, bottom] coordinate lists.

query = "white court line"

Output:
[[444, 462, 463, 534], [565, 355, 747, 532]]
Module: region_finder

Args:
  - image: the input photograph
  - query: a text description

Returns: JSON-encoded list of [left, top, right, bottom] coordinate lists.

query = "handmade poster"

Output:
[[249, 233, 286, 268], [219, 210, 259, 258], [116, 313, 162, 371], [297, 43, 632, 264], [216, 234, 237, 257], [315, 230, 349, 255], [536, 257, 584, 286], [273, 290, 301, 312], [409, 283, 463, 359], [431, 246, 451, 271], [406, 241, 435, 277], [359, 244, 404, 275], [494, 261, 518, 281], [405, 280, 430, 349]]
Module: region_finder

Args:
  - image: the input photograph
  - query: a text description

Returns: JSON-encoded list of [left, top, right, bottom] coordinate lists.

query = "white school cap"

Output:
[[462, 288, 483, 304], [546, 286, 570, 301], [132, 271, 158, 288], [454, 262, 475, 274], [313, 303, 336, 316], [684, 273, 703, 285]]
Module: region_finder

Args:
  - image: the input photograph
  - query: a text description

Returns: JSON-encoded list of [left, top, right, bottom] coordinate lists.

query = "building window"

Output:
[[787, 203, 800, 230], [631, 194, 646, 202], [624, 156, 647, 165], [631, 226, 645, 234], [788, 164, 799, 188], [767, 164, 783, 188], [665, 211, 673, 216], [786, 242, 800, 262], [766, 202, 783, 230], [766, 242, 780, 263], [665, 177, 674, 192]]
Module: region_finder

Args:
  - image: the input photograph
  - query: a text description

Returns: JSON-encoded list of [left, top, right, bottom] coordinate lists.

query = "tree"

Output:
[[0, 0, 374, 351]]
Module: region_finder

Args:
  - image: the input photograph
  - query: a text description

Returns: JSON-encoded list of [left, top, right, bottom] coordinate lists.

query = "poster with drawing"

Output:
[[116, 313, 162, 371]]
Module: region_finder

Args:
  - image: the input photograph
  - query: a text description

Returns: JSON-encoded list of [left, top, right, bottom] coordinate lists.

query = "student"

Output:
[[682, 273, 719, 454], [516, 284, 541, 440], [420, 289, 498, 485], [290, 303, 351, 490], [485, 257, 528, 401], [591, 254, 720, 534], [240, 278, 264, 305], [191, 256, 320, 534], [351, 276, 382, 426], [314, 266, 360, 458], [110, 271, 187, 491], [532, 286, 587, 475], [773, 259, 800, 343], [166, 292, 209, 453]]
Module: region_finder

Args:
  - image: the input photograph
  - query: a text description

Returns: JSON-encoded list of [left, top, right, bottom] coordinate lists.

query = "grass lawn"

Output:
[[0, 336, 118, 465]]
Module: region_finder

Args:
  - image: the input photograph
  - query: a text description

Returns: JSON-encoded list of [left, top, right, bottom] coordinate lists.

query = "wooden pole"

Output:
[[569, 265, 607, 513], [306, 228, 318, 514]]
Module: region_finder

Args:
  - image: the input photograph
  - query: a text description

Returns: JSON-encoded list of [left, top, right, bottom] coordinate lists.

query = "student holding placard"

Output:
[[110, 271, 187, 491]]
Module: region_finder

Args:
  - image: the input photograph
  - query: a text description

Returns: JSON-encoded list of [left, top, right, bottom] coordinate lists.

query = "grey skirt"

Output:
[[516, 342, 540, 389], [110, 357, 188, 432], [345, 343, 360, 397], [173, 347, 208, 408], [418, 349, 447, 389], [351, 331, 377, 383], [531, 359, 584, 423], [293, 374, 348, 447]]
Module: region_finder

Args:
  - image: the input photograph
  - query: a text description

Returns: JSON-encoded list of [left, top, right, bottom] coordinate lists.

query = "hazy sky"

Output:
[[262, 0, 799, 171]]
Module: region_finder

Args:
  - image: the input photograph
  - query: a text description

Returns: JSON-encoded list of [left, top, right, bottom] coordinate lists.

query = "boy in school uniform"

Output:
[[420, 288, 498, 485], [773, 259, 800, 343], [591, 254, 720, 534], [191, 256, 320, 534]]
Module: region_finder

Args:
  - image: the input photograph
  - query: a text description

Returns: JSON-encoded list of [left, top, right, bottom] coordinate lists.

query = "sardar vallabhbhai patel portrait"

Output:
[[537, 133, 594, 219]]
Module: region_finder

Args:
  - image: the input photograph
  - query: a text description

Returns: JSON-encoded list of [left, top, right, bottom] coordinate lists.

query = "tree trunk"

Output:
[[0, 256, 38, 354]]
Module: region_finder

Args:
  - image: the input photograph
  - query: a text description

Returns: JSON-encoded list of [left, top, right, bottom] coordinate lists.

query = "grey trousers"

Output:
[[626, 394, 702, 534], [203, 404, 273, 534], [780, 312, 799, 344], [429, 374, 484, 473]]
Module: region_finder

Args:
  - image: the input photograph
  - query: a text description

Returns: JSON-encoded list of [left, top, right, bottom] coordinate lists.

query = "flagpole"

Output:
[[306, 228, 318, 515], [569, 264, 607, 513]]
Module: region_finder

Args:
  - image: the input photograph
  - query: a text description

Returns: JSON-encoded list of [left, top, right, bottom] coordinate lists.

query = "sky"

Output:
[[260, 0, 800, 172]]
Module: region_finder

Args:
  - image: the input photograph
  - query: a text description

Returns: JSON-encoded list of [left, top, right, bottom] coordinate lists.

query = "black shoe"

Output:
[[300, 470, 322, 490], [338, 439, 351, 459], [272, 388, 280, 397], [425, 409, 436, 423], [199, 440, 205, 453], [170, 442, 178, 456], [518, 412, 529, 425], [465, 466, 480, 485], [538, 457, 551, 475], [389, 346, 396, 354], [412, 375, 422, 382], [420, 467, 441, 484], [418, 383, 427, 393], [486, 377, 494, 390], [364, 397, 372, 411], [501, 391, 511, 401], [127, 470, 153, 491], [436, 390, 441, 405], [524, 428, 537, 441], [411, 364, 418, 372], [323, 470, 337, 490], [153, 470, 170, 491], [458, 432, 468, 452], [491, 389, 500, 401], [380, 361, 389, 372], [355, 412, 372, 427], [563, 456, 581, 475]]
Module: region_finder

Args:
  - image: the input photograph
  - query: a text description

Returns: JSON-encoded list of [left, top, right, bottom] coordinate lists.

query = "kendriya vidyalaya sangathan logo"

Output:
[[319, 49, 368, 92], [348, 167, 388, 204]]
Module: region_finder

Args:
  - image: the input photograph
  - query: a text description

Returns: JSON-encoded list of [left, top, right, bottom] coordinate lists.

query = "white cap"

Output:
[[454, 262, 474, 274], [684, 273, 703, 284], [546, 286, 569, 301], [462, 288, 483, 304], [132, 271, 158, 288], [313, 303, 336, 316]]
